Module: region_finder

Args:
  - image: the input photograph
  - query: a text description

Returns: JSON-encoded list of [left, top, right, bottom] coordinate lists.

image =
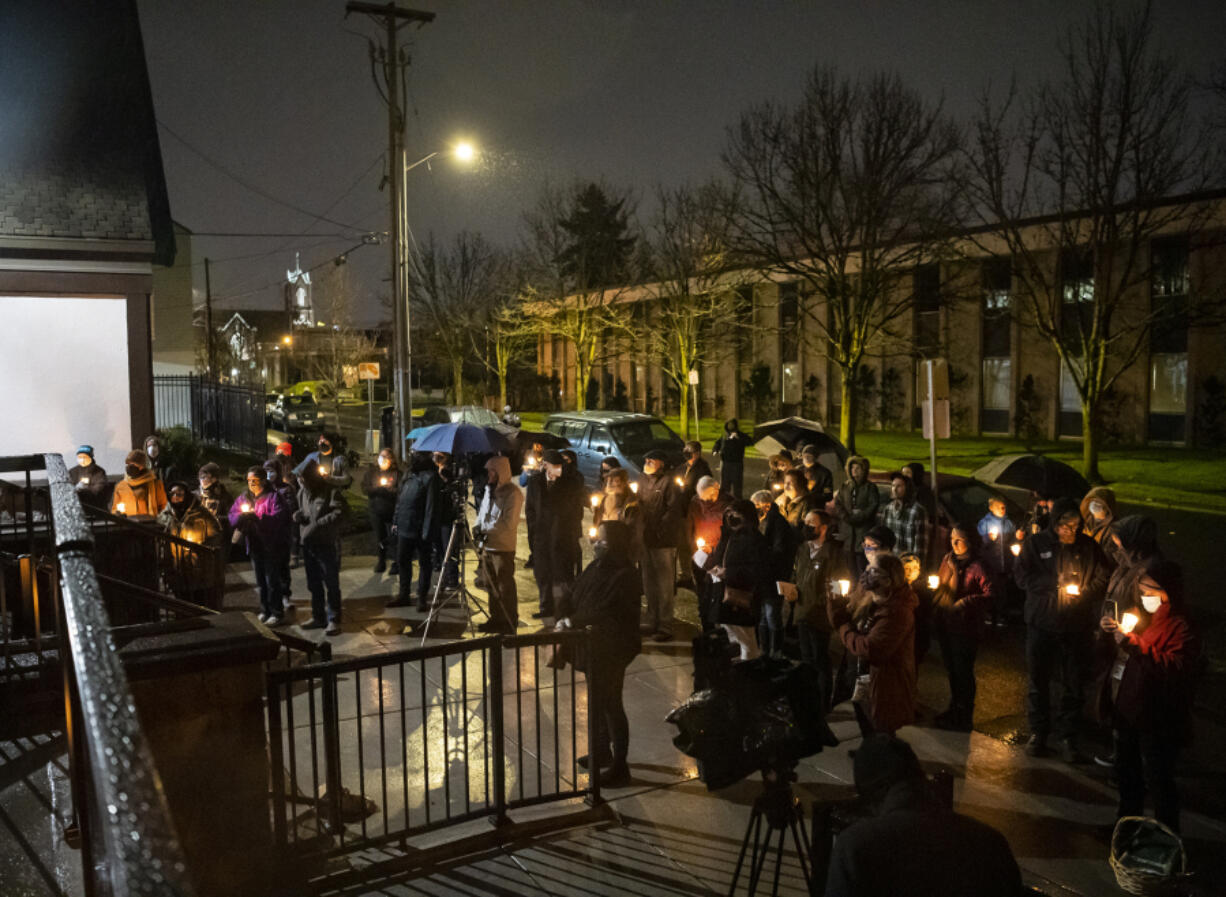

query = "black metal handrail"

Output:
[[43, 453, 195, 896]]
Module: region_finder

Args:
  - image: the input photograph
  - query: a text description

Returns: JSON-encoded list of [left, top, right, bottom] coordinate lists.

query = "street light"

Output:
[[392, 140, 478, 448]]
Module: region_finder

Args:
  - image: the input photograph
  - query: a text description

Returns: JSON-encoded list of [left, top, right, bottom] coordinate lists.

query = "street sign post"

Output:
[[687, 369, 700, 441], [359, 362, 381, 453], [920, 359, 950, 515]]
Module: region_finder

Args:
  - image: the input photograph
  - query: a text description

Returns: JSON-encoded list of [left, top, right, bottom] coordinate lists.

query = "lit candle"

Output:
[[318, 465, 327, 476], [837, 579, 851, 596], [1010, 543, 1022, 556], [1119, 612, 1139, 634], [241, 502, 252, 513], [116, 502, 126, 514], [590, 494, 601, 508], [1065, 583, 1080, 596], [696, 537, 707, 550], [526, 456, 537, 469], [772, 482, 783, 491], [927, 574, 940, 590], [630, 482, 639, 494], [184, 532, 200, 544], [989, 526, 999, 541], [674, 476, 685, 488], [380, 477, 389, 486], [588, 526, 598, 539], [82, 477, 90, 485]]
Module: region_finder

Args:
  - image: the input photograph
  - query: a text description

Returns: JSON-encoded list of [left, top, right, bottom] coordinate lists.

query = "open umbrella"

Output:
[[752, 417, 849, 489], [410, 423, 513, 455], [405, 424, 441, 443], [971, 454, 1089, 499]]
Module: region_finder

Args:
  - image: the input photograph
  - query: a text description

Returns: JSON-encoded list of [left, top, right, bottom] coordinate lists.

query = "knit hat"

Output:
[[76, 444, 94, 457], [276, 441, 293, 456]]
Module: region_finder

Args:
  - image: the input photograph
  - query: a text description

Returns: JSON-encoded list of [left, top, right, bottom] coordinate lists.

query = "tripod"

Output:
[[728, 764, 813, 897], [414, 508, 493, 644]]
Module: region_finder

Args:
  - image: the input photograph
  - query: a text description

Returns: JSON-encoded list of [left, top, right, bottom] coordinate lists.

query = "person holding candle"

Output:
[[977, 497, 1019, 628], [931, 527, 996, 732], [110, 449, 169, 519], [637, 450, 686, 641], [68, 444, 110, 508], [1097, 563, 1199, 832], [706, 499, 768, 660], [762, 451, 794, 493], [230, 466, 292, 626], [776, 469, 819, 536], [361, 448, 401, 575], [1015, 498, 1111, 762], [294, 432, 351, 488], [798, 444, 834, 506], [679, 441, 712, 504], [158, 480, 224, 607], [687, 476, 729, 631], [1079, 486, 1120, 563], [293, 463, 347, 635], [263, 459, 299, 609], [519, 440, 546, 571]]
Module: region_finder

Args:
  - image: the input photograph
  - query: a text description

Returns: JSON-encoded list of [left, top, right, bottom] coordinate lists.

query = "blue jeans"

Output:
[[251, 551, 283, 618], [303, 541, 342, 623], [758, 594, 784, 657]]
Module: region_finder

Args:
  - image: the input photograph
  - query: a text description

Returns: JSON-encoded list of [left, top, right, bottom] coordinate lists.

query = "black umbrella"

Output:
[[510, 429, 570, 475], [751, 416, 848, 458], [972, 454, 1089, 499]]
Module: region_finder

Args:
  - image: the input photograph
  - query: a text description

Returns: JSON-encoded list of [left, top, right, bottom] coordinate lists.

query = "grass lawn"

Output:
[[516, 411, 1226, 514]]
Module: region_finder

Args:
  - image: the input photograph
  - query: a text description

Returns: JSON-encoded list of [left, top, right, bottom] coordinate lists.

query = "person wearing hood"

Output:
[[687, 476, 729, 631], [263, 459, 299, 608], [825, 734, 1022, 897], [1015, 497, 1111, 761], [230, 465, 292, 626], [362, 448, 401, 575], [474, 455, 524, 634], [799, 444, 834, 505], [196, 462, 233, 526], [68, 444, 109, 508], [712, 418, 747, 498], [110, 450, 169, 518], [1079, 486, 1119, 563], [294, 432, 352, 488], [637, 449, 686, 641], [1098, 561, 1200, 832], [533, 449, 585, 620], [776, 469, 818, 534], [828, 554, 917, 737], [158, 480, 224, 607], [553, 521, 642, 787], [142, 434, 174, 483], [877, 471, 928, 563], [705, 499, 769, 660], [834, 455, 881, 574], [292, 463, 347, 635], [389, 452, 441, 612], [931, 527, 996, 732]]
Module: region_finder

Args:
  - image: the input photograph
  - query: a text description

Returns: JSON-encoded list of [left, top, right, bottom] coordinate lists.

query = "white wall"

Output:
[[0, 295, 131, 474]]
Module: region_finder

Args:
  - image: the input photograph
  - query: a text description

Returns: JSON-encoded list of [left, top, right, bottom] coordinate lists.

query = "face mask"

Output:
[[266, 470, 276, 482], [1140, 593, 1162, 614], [147, 445, 159, 459], [318, 442, 331, 454], [1088, 500, 1106, 517], [125, 464, 143, 478], [864, 548, 880, 560], [802, 525, 817, 541]]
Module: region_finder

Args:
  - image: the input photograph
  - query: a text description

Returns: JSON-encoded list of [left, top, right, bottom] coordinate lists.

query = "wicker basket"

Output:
[[1109, 816, 1189, 896]]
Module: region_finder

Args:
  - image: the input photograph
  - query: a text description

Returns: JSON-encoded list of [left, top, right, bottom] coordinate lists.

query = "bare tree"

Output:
[[307, 263, 379, 424], [407, 230, 501, 404], [470, 254, 535, 410], [519, 182, 637, 411], [641, 181, 747, 438], [963, 0, 1217, 480], [723, 66, 961, 450]]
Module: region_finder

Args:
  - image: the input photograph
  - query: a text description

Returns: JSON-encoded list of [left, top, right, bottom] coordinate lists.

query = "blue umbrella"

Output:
[[410, 422, 512, 455], [405, 424, 441, 443]]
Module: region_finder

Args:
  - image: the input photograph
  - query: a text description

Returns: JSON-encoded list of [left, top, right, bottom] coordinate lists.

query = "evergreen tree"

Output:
[[557, 182, 637, 290]]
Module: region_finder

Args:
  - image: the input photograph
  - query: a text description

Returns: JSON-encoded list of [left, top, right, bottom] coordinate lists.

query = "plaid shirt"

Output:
[[878, 499, 928, 558]]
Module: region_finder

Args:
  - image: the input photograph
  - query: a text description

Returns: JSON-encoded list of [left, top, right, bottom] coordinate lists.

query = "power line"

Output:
[[187, 231, 358, 238], [157, 117, 370, 232]]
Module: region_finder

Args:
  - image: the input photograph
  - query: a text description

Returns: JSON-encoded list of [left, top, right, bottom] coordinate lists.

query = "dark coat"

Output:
[[639, 469, 685, 549], [830, 585, 918, 734], [687, 495, 729, 554], [760, 502, 800, 583], [394, 470, 440, 542], [709, 524, 769, 627], [681, 457, 713, 502], [933, 552, 996, 637], [1015, 528, 1111, 632], [801, 461, 834, 504], [565, 557, 643, 673], [68, 462, 110, 506], [825, 779, 1022, 897], [712, 431, 747, 464], [294, 483, 346, 546], [361, 464, 401, 520], [158, 497, 222, 548], [538, 467, 585, 582], [228, 488, 291, 556], [791, 538, 846, 632], [197, 481, 233, 525]]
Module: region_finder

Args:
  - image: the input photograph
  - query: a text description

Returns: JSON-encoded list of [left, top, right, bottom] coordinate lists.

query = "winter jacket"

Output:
[[681, 457, 713, 502], [361, 464, 401, 520], [157, 497, 222, 548], [521, 467, 545, 528], [565, 556, 643, 674], [759, 501, 800, 584], [830, 584, 918, 734], [294, 484, 346, 547], [1102, 516, 1163, 615], [593, 491, 643, 562], [791, 538, 846, 632], [197, 481, 233, 525], [708, 524, 769, 627], [687, 495, 729, 554], [1079, 486, 1119, 562], [68, 462, 109, 507], [295, 450, 352, 487], [976, 511, 1019, 579], [801, 461, 834, 504], [834, 455, 880, 550], [1015, 526, 1111, 633], [825, 778, 1022, 897], [536, 467, 585, 578], [394, 470, 440, 542], [475, 476, 524, 554], [228, 488, 291, 556], [776, 489, 819, 534], [712, 431, 747, 464], [932, 551, 996, 637], [638, 469, 686, 550], [1099, 603, 1199, 745], [111, 471, 168, 518]]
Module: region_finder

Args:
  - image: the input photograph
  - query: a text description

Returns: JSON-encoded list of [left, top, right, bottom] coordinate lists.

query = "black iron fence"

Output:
[[264, 628, 598, 881], [154, 374, 266, 456]]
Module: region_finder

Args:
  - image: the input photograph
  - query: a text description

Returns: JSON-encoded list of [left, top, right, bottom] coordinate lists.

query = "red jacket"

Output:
[[1106, 604, 1199, 743], [832, 584, 918, 735], [933, 552, 996, 637]]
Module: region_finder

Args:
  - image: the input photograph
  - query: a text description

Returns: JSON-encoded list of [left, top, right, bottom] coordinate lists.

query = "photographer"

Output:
[[474, 455, 524, 634], [389, 453, 441, 611], [432, 451, 461, 590]]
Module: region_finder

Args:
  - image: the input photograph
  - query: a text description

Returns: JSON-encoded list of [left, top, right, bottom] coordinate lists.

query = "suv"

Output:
[[543, 411, 684, 487], [269, 394, 326, 433], [418, 404, 504, 428]]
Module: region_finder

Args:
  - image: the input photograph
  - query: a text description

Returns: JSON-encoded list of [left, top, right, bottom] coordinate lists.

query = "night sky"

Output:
[[138, 0, 1226, 323]]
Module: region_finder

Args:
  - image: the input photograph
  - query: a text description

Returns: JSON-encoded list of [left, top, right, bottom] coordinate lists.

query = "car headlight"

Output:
[[288, 413, 298, 421]]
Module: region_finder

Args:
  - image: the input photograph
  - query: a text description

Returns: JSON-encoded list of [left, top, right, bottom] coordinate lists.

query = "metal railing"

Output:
[[154, 374, 266, 456], [264, 628, 597, 877]]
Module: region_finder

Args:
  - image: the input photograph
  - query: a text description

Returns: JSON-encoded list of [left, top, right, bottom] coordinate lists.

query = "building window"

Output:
[[914, 264, 941, 357], [1149, 239, 1189, 442], [982, 358, 1012, 411], [981, 257, 1012, 431], [779, 282, 799, 364], [1059, 359, 1083, 436]]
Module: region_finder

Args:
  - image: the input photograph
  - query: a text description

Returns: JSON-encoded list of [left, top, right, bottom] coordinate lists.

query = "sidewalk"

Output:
[[224, 524, 1226, 897]]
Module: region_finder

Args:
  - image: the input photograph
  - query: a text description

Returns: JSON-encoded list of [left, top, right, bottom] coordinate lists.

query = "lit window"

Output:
[[982, 358, 1012, 411], [1060, 360, 1082, 412], [1149, 354, 1187, 414]]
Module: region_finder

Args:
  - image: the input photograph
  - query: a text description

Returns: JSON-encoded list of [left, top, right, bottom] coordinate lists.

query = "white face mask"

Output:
[[1140, 593, 1162, 614], [1088, 500, 1106, 517]]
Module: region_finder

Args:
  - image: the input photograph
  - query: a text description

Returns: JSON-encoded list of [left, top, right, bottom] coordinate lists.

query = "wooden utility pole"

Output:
[[204, 256, 215, 379], [345, 1, 434, 451]]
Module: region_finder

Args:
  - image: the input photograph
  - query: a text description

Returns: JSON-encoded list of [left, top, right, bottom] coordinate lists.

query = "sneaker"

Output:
[[374, 558, 387, 574], [300, 618, 325, 630], [597, 763, 631, 788], [256, 612, 269, 623], [1025, 734, 1051, 758], [653, 629, 673, 642], [282, 598, 294, 611], [325, 621, 342, 637], [1058, 738, 1084, 764], [265, 615, 285, 627]]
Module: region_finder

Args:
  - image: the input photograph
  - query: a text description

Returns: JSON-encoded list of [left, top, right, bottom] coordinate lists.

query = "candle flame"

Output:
[[116, 502, 126, 514], [1010, 543, 1021, 556], [380, 477, 389, 486], [630, 482, 639, 494], [241, 503, 252, 513], [1065, 583, 1080, 596], [318, 465, 327, 476], [1120, 612, 1139, 634], [927, 574, 940, 590], [696, 537, 707, 550], [590, 494, 601, 507], [772, 482, 783, 491], [674, 476, 684, 488], [838, 579, 850, 596], [588, 526, 598, 539]]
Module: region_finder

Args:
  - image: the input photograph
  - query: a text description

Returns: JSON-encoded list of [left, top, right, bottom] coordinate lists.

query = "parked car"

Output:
[[417, 404, 505, 428], [283, 380, 357, 402], [868, 470, 1027, 566], [543, 411, 685, 488], [265, 392, 281, 427], [268, 394, 326, 433]]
